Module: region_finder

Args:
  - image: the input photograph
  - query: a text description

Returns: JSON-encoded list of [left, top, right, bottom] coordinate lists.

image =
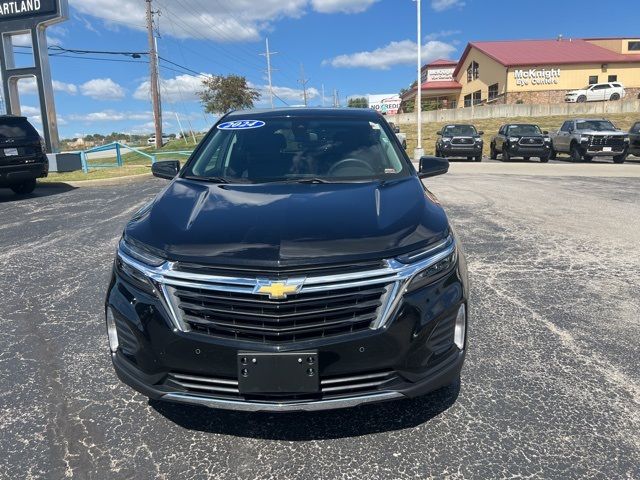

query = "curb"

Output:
[[41, 173, 154, 188]]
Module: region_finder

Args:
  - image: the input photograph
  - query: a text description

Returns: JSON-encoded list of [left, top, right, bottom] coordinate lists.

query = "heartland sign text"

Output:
[[0, 0, 56, 20]]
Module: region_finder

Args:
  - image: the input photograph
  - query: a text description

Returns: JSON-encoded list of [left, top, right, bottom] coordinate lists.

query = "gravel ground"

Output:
[[0, 171, 638, 479]]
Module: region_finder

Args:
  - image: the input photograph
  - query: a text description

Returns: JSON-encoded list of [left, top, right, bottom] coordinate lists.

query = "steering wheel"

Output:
[[327, 158, 375, 176]]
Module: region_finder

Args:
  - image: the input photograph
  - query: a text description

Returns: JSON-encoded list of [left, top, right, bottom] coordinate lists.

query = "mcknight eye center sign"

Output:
[[0, 0, 57, 20]]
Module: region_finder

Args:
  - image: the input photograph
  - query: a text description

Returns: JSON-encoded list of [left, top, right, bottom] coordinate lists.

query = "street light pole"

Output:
[[414, 0, 424, 161]]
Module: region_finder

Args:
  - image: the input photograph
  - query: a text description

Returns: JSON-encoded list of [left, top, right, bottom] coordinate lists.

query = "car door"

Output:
[[555, 121, 572, 151], [590, 84, 607, 101]]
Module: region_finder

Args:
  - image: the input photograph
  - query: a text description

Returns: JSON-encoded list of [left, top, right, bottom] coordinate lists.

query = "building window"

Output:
[[464, 94, 472, 107], [628, 41, 640, 51], [473, 90, 482, 105], [588, 75, 598, 85], [608, 75, 618, 82], [488, 83, 499, 100], [466, 61, 479, 82]]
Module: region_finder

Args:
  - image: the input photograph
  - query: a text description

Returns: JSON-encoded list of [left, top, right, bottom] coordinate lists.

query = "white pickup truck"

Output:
[[564, 83, 625, 103]]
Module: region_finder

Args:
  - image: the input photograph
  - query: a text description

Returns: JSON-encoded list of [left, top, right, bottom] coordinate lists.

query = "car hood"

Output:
[[124, 177, 449, 267]]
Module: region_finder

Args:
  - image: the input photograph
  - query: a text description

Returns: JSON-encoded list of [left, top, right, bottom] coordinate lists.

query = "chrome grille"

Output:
[[451, 137, 473, 145], [518, 137, 543, 146], [167, 369, 397, 398], [171, 283, 389, 342]]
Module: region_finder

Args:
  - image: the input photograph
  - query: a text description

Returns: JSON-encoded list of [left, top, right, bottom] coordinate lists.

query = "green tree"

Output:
[[199, 74, 261, 114], [347, 97, 368, 108]]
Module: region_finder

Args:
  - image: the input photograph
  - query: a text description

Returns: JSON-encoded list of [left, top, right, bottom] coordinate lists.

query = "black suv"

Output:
[[628, 121, 640, 157], [105, 108, 469, 412], [0, 115, 48, 194], [435, 124, 484, 162], [490, 124, 551, 162]]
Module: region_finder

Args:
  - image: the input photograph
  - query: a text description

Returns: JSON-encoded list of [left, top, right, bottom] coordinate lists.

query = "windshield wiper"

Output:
[[287, 177, 333, 184], [183, 175, 229, 184]]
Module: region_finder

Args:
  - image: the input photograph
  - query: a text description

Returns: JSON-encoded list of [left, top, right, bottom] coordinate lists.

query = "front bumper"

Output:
[[584, 145, 628, 156], [505, 143, 550, 157], [106, 257, 469, 412], [439, 143, 483, 158]]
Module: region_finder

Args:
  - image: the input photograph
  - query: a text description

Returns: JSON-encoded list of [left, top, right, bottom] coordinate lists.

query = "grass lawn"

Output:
[[399, 112, 639, 154], [40, 165, 152, 183]]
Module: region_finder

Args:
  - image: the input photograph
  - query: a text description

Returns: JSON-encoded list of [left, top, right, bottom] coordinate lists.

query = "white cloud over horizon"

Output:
[[311, 0, 379, 14], [322, 40, 457, 70], [431, 0, 466, 12], [80, 78, 126, 100]]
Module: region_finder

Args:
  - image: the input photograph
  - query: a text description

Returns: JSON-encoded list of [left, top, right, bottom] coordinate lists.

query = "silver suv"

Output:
[[550, 119, 629, 163]]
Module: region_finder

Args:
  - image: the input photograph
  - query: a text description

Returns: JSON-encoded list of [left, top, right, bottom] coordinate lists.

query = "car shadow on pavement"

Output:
[[149, 380, 460, 440], [0, 183, 76, 203]]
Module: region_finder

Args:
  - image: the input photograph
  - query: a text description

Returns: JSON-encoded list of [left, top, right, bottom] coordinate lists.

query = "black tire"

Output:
[[466, 156, 473, 161], [490, 144, 497, 160], [10, 179, 36, 195], [577, 95, 587, 103], [502, 148, 510, 162], [474, 155, 482, 162], [583, 155, 593, 162], [613, 152, 627, 164], [540, 155, 550, 163], [570, 143, 583, 162], [610, 93, 620, 101], [549, 147, 557, 160]]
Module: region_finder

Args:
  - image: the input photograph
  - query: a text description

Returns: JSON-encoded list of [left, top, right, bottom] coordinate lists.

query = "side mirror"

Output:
[[418, 156, 449, 179], [152, 160, 180, 180], [436, 130, 442, 136], [477, 130, 484, 135], [393, 127, 400, 134], [543, 130, 549, 135]]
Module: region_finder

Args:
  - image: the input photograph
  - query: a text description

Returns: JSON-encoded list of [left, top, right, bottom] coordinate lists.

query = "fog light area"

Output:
[[106, 308, 119, 353]]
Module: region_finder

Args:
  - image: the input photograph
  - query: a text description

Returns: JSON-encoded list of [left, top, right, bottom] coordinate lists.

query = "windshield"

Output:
[[575, 120, 617, 131], [182, 117, 409, 183], [507, 125, 542, 136], [0, 118, 39, 141], [442, 125, 477, 136]]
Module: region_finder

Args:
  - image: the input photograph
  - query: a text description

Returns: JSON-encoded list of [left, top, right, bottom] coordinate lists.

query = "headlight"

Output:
[[118, 237, 164, 267], [580, 135, 591, 142], [475, 138, 482, 143], [442, 137, 452, 142], [543, 137, 551, 142], [624, 136, 630, 143], [396, 235, 457, 292], [508, 137, 519, 142]]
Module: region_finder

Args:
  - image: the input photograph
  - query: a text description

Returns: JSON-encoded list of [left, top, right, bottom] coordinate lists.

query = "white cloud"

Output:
[[424, 29, 461, 41], [52, 80, 78, 95], [311, 0, 379, 14], [80, 78, 126, 100], [68, 110, 151, 122], [431, 0, 465, 12], [323, 40, 456, 70], [69, 0, 308, 42], [133, 74, 209, 103]]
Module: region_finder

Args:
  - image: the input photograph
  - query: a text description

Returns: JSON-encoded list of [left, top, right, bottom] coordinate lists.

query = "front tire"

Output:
[[474, 155, 482, 162], [613, 151, 627, 164], [540, 155, 550, 163], [502, 148, 511, 162], [549, 147, 557, 160], [10, 179, 36, 195], [570, 143, 583, 162], [577, 95, 587, 103]]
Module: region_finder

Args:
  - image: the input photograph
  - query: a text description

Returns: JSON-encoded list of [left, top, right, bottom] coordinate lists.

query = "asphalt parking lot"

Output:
[[1, 166, 639, 479]]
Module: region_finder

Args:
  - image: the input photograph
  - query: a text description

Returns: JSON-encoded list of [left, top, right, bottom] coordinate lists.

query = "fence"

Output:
[[389, 99, 640, 125], [80, 142, 192, 173]]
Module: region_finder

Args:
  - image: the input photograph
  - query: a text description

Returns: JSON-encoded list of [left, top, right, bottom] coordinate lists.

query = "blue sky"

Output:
[[6, 0, 639, 139]]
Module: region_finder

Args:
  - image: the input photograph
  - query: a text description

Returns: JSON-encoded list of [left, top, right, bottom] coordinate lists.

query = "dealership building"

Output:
[[401, 37, 640, 108]]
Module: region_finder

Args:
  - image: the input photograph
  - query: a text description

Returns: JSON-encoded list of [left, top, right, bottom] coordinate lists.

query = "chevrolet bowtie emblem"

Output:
[[255, 279, 304, 299]]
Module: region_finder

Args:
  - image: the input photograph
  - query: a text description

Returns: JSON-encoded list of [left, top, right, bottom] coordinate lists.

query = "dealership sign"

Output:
[[0, 0, 57, 20], [426, 67, 455, 83], [514, 68, 561, 86], [368, 94, 401, 115]]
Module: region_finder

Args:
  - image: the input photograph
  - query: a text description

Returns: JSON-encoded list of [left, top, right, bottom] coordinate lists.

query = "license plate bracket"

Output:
[[237, 351, 319, 394]]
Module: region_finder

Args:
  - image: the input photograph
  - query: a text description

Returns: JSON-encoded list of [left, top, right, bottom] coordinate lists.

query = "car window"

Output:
[[442, 125, 477, 136], [560, 121, 572, 132], [612, 83, 622, 88], [183, 117, 410, 183], [631, 123, 640, 134], [507, 125, 542, 136], [593, 84, 609, 90], [0, 117, 39, 141], [575, 120, 616, 131]]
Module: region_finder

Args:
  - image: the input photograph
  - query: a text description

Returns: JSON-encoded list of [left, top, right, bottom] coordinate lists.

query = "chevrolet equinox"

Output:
[[105, 108, 469, 412]]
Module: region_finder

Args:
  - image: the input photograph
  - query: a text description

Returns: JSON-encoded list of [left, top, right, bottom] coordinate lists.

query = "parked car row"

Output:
[[432, 118, 640, 164]]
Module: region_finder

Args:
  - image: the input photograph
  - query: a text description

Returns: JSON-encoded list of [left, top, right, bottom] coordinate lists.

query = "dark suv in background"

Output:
[[490, 124, 551, 162], [435, 124, 483, 162], [106, 108, 469, 412], [0, 115, 48, 195]]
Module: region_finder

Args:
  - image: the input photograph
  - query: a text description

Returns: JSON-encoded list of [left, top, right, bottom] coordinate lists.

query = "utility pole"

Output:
[[146, 0, 162, 149], [299, 63, 309, 107], [260, 38, 277, 109], [414, 0, 424, 160]]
